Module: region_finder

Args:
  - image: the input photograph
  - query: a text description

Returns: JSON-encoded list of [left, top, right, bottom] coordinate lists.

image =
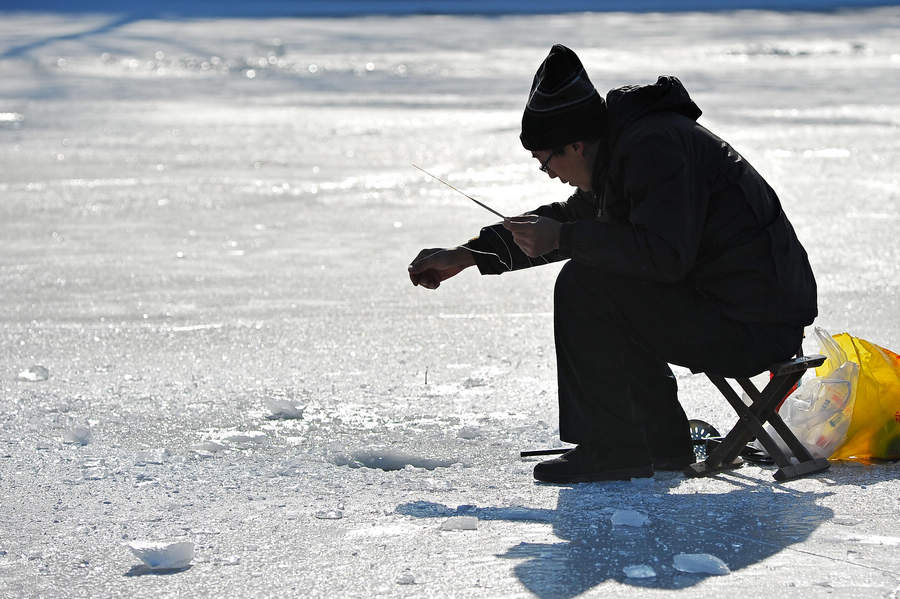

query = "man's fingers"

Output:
[[408, 248, 444, 273], [503, 216, 539, 230]]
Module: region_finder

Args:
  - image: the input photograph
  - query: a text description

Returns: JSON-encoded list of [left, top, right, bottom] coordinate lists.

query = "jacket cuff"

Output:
[[461, 236, 499, 275]]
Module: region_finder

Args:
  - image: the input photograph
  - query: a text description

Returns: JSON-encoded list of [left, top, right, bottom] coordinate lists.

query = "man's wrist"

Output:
[[454, 246, 477, 267]]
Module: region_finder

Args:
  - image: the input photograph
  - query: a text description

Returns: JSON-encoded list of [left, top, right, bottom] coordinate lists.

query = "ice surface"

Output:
[[126, 540, 194, 570], [673, 553, 731, 575], [63, 425, 91, 445], [610, 510, 650, 527], [623, 564, 657, 579], [16, 365, 49, 382], [2, 5, 900, 597], [440, 516, 478, 531]]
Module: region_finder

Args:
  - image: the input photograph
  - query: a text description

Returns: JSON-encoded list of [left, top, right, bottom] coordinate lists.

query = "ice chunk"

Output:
[[135, 448, 171, 465], [457, 426, 481, 440], [440, 516, 478, 531], [623, 564, 656, 578], [315, 509, 343, 520], [193, 441, 226, 454], [610, 509, 650, 527], [265, 398, 304, 420], [17, 365, 49, 382], [63, 425, 91, 445], [126, 540, 194, 570], [218, 431, 267, 444], [673, 553, 730, 575]]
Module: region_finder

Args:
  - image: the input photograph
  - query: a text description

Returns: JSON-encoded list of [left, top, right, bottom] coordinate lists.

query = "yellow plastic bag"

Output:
[[818, 332, 900, 462]]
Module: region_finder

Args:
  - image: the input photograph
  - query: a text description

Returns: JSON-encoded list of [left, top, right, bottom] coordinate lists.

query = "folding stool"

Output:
[[687, 353, 830, 481]]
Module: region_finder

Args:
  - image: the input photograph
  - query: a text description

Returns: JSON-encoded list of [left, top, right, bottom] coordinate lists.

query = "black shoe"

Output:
[[533, 445, 653, 484], [651, 436, 697, 470], [652, 451, 697, 471]]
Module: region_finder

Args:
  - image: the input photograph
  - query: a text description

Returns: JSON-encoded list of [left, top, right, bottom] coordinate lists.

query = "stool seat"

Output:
[[686, 354, 830, 481]]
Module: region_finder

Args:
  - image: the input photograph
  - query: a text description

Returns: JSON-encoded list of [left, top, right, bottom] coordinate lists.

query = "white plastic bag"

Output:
[[754, 327, 858, 460]]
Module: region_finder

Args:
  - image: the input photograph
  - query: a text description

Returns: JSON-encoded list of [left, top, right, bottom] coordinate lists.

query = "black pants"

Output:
[[554, 261, 802, 460]]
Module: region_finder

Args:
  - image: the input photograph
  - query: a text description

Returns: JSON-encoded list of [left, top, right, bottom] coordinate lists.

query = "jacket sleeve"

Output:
[[557, 133, 706, 282], [461, 191, 595, 275]]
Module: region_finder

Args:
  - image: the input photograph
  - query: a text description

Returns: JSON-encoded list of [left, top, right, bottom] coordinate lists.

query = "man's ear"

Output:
[[571, 141, 584, 156]]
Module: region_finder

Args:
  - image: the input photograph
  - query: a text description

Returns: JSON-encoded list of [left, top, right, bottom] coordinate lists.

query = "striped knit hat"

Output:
[[520, 44, 608, 151]]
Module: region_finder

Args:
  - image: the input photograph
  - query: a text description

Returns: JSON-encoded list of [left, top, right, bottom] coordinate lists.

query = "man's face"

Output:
[[532, 143, 593, 192]]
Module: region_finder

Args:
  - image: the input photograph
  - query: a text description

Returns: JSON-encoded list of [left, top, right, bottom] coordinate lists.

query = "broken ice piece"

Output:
[[672, 553, 730, 575], [457, 426, 480, 440], [218, 431, 267, 444], [63, 425, 91, 445], [265, 398, 304, 420], [126, 540, 194, 570], [135, 448, 171, 465], [17, 365, 49, 382], [623, 564, 656, 578], [610, 509, 649, 527], [315, 509, 343, 520], [396, 572, 416, 585], [440, 516, 478, 531]]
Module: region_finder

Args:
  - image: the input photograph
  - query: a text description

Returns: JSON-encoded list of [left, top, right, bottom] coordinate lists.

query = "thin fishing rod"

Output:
[[411, 163, 507, 219]]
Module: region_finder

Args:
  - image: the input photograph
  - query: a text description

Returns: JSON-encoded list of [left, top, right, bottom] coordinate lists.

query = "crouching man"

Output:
[[408, 44, 817, 484]]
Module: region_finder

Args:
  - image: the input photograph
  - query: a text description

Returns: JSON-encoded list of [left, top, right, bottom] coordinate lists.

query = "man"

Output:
[[407, 44, 817, 484]]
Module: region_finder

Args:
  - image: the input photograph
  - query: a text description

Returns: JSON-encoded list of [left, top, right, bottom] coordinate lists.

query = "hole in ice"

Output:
[[330, 448, 457, 471]]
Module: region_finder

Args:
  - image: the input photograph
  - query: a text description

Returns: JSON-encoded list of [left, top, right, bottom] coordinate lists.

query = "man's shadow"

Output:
[[397, 474, 833, 598]]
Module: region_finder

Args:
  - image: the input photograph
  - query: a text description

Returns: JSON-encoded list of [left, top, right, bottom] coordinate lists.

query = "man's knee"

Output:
[[554, 260, 616, 315]]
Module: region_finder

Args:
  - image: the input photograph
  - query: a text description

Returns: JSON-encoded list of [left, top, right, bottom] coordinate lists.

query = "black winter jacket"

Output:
[[463, 76, 817, 326]]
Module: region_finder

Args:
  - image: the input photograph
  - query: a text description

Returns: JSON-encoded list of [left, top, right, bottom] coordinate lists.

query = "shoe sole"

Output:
[[534, 464, 654, 484], [653, 457, 696, 471]]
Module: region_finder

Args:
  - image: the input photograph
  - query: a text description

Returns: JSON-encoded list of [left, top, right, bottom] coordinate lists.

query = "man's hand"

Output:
[[503, 215, 562, 258], [408, 247, 475, 289]]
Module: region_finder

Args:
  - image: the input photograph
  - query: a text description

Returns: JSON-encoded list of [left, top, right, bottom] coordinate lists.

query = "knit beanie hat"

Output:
[[520, 44, 608, 151]]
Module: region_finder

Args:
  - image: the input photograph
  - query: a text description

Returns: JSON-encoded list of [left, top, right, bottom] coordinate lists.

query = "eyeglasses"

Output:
[[539, 148, 563, 173]]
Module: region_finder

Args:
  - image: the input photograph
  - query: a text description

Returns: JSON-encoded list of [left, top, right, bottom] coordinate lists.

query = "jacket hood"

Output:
[[605, 75, 702, 145]]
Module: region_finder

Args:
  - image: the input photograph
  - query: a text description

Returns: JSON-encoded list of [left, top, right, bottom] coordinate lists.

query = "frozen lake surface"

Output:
[[1, 6, 899, 598]]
